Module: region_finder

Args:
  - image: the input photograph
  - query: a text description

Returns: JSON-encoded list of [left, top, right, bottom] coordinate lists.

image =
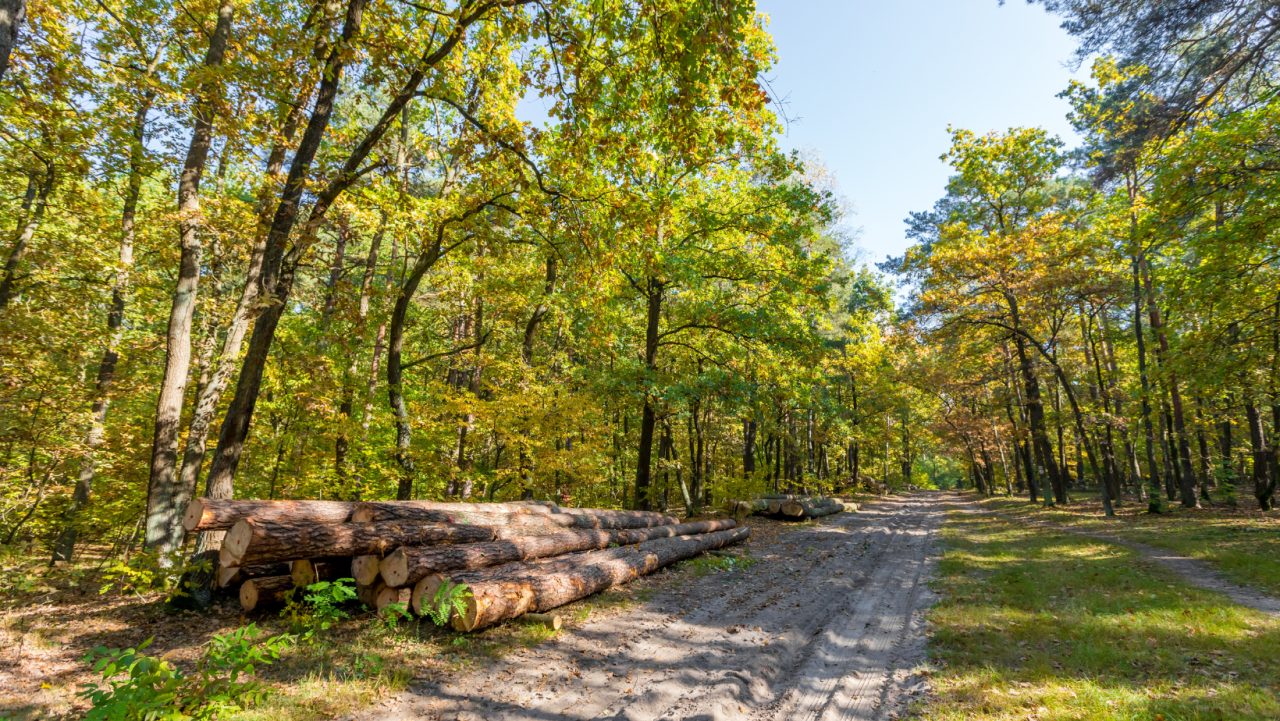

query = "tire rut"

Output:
[[360, 493, 944, 721]]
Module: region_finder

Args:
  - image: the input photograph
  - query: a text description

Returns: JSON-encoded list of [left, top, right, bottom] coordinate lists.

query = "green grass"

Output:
[[973, 493, 1280, 596], [915, 510, 1280, 720]]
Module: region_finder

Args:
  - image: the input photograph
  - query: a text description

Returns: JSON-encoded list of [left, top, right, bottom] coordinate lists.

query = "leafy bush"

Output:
[[282, 577, 358, 643], [98, 550, 211, 600], [77, 624, 294, 720]]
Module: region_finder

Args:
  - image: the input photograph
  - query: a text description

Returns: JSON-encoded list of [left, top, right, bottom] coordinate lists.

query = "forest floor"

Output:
[[357, 492, 943, 721], [13, 490, 1275, 720], [0, 492, 940, 721]]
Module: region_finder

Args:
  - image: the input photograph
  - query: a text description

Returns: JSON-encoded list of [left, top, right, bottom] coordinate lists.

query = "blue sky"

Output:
[[754, 0, 1088, 265]]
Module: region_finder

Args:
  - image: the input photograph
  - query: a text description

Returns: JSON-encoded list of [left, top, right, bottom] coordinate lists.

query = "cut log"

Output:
[[551, 507, 679, 525], [780, 501, 805, 517], [352, 554, 381, 585], [380, 530, 613, 587], [353, 500, 552, 518], [453, 526, 750, 631], [290, 557, 351, 587], [607, 519, 737, 545], [518, 613, 562, 630], [351, 502, 669, 530], [375, 584, 412, 614], [239, 575, 296, 612], [221, 517, 501, 567], [184, 498, 355, 532], [217, 562, 288, 589], [781, 500, 846, 519], [357, 581, 382, 608], [387, 520, 737, 590], [351, 502, 577, 529], [766, 500, 781, 514]]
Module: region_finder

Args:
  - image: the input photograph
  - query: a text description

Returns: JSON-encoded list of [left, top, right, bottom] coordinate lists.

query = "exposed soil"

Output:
[[360, 492, 945, 721]]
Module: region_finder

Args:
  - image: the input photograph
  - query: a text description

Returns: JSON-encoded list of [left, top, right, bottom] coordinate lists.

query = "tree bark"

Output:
[[635, 275, 663, 511], [0, 0, 24, 82], [183, 498, 355, 532], [143, 0, 235, 554], [380, 529, 614, 587], [223, 517, 503, 567]]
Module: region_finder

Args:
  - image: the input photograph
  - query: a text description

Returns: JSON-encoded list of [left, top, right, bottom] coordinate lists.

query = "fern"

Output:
[[424, 580, 471, 627]]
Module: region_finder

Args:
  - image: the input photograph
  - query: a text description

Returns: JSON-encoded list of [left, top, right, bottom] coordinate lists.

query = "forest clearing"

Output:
[[5, 0, 1280, 718]]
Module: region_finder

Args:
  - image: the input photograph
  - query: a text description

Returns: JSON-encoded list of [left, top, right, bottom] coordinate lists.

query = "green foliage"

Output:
[[98, 551, 209, 600], [423, 580, 471, 628], [684, 554, 757, 577], [77, 625, 295, 720], [281, 578, 358, 643]]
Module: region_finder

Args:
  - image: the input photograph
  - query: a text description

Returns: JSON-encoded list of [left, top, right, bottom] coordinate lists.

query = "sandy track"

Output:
[[362, 493, 943, 721]]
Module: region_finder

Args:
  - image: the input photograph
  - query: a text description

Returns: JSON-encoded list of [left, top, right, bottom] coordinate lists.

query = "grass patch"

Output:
[[973, 492, 1280, 596], [682, 554, 758, 577], [916, 509, 1280, 720]]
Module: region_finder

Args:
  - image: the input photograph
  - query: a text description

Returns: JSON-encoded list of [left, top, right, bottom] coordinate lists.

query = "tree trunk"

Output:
[[0, 163, 54, 308], [1131, 253, 1164, 511], [143, 0, 235, 555], [634, 275, 663, 511], [1012, 330, 1064, 503], [197, 0, 371, 541], [0, 0, 24, 82], [1140, 256, 1199, 508], [452, 526, 750, 631], [1245, 395, 1275, 510]]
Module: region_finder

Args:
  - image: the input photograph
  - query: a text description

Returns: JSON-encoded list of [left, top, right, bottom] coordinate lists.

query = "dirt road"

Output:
[[363, 493, 944, 721]]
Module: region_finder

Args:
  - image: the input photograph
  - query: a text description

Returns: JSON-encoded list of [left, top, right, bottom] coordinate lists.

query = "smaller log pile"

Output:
[[184, 497, 748, 626], [742, 494, 856, 520]]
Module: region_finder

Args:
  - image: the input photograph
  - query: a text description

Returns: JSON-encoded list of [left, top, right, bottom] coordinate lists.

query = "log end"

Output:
[[222, 518, 252, 564], [352, 555, 381, 586], [350, 505, 373, 523], [182, 498, 207, 532], [217, 545, 239, 571], [454, 593, 485, 632], [518, 612, 562, 631], [291, 560, 316, 587], [413, 574, 444, 618], [375, 585, 410, 614], [240, 580, 259, 611], [379, 549, 408, 588], [217, 565, 240, 589]]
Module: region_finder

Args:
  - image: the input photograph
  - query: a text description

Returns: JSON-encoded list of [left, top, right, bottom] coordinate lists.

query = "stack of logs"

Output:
[[736, 494, 856, 520], [184, 497, 749, 632]]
